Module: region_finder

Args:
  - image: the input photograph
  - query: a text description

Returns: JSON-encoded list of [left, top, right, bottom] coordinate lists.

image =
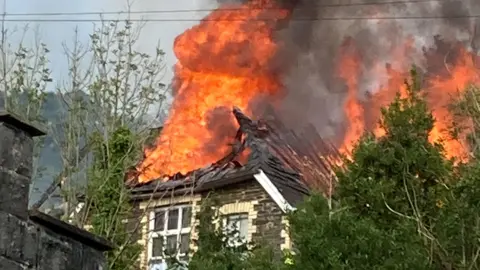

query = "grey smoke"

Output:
[[202, 0, 479, 144], [271, 0, 479, 143]]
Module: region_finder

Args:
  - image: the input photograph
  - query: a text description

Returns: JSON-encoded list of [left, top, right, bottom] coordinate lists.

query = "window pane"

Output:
[[152, 237, 164, 257], [180, 233, 190, 254], [227, 214, 247, 228], [154, 211, 165, 231], [181, 207, 191, 228], [226, 215, 235, 227], [225, 214, 248, 244], [238, 216, 248, 240], [148, 259, 166, 270], [226, 216, 236, 234], [167, 209, 179, 230], [165, 235, 177, 255]]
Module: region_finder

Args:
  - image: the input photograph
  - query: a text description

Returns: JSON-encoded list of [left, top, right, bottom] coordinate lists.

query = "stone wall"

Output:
[[134, 179, 288, 268], [0, 112, 113, 270], [206, 179, 286, 251], [135, 193, 202, 269]]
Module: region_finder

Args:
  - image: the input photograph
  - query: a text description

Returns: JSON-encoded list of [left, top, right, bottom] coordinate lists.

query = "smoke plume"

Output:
[[210, 0, 479, 144], [136, 0, 480, 181], [265, 0, 478, 142]]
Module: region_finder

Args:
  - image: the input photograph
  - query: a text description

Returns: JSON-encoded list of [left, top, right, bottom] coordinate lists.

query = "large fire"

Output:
[[137, 0, 288, 182], [137, 1, 480, 183], [337, 37, 479, 161]]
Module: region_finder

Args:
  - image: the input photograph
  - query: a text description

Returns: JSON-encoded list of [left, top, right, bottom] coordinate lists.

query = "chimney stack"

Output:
[[0, 92, 114, 270], [0, 88, 45, 220]]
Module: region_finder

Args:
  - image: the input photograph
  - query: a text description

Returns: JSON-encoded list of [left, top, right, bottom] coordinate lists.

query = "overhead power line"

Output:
[[0, 0, 455, 17], [0, 14, 479, 23]]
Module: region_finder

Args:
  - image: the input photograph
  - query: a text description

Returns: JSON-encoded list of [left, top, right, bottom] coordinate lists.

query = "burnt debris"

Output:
[[131, 107, 342, 200]]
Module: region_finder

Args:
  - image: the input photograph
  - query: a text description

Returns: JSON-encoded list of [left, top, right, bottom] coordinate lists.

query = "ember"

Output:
[[137, 0, 480, 184]]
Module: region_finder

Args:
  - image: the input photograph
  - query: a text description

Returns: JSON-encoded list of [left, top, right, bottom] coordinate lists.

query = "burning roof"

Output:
[[130, 107, 341, 202], [134, 0, 479, 192]]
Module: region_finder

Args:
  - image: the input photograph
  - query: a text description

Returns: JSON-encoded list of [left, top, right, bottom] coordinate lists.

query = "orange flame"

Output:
[[426, 46, 478, 161], [137, 1, 288, 182], [337, 39, 478, 161], [337, 38, 365, 155], [137, 2, 480, 184]]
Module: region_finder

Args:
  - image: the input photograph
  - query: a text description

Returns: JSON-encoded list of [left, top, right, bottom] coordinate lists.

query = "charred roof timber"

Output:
[[130, 107, 341, 205]]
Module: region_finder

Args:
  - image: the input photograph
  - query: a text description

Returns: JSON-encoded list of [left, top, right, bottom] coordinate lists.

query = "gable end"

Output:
[[253, 169, 295, 213]]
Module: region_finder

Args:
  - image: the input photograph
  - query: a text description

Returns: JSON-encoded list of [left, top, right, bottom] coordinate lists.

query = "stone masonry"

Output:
[[206, 180, 286, 252], [0, 111, 113, 270]]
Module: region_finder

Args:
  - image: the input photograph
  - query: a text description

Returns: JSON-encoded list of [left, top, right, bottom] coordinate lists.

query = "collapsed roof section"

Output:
[[130, 107, 341, 208]]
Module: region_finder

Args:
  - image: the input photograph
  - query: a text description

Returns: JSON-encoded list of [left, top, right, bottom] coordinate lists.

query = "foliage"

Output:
[[168, 197, 248, 270], [85, 20, 167, 128], [286, 70, 480, 269], [433, 161, 480, 269], [288, 194, 430, 269], [7, 9, 480, 270], [434, 84, 480, 268], [287, 68, 453, 269], [453, 84, 480, 157], [169, 68, 478, 270], [243, 244, 285, 270], [168, 196, 283, 270], [5, 42, 51, 121], [0, 27, 53, 193], [32, 18, 168, 217], [338, 69, 452, 227], [1, 15, 167, 270], [77, 21, 168, 270], [87, 126, 142, 270]]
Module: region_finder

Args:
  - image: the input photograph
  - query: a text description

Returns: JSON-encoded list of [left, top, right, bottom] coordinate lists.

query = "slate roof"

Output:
[[130, 107, 340, 207], [130, 149, 308, 206]]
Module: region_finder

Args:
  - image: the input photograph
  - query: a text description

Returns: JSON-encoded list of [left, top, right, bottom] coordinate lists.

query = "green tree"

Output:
[[176, 197, 249, 270], [169, 197, 283, 270], [78, 21, 167, 270], [433, 161, 480, 269], [432, 84, 480, 268], [0, 25, 52, 196], [32, 18, 167, 218], [88, 126, 142, 270], [288, 68, 453, 269], [288, 194, 429, 269]]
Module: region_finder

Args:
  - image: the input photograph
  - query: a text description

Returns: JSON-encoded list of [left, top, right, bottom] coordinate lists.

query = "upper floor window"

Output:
[[223, 213, 249, 246], [148, 204, 192, 270]]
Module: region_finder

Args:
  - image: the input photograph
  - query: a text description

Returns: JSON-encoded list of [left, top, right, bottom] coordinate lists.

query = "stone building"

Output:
[[130, 150, 309, 269], [129, 108, 338, 270], [0, 110, 113, 270]]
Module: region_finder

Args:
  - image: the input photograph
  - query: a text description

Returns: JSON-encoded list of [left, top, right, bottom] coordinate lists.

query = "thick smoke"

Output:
[[209, 0, 479, 144], [203, 107, 238, 153], [272, 0, 480, 142]]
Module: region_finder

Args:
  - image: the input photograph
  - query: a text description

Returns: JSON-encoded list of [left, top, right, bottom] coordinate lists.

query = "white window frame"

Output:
[[222, 212, 249, 247], [147, 204, 192, 269]]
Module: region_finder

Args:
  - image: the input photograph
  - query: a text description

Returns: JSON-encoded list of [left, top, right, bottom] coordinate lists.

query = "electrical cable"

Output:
[[0, 0, 457, 17], [0, 14, 478, 23]]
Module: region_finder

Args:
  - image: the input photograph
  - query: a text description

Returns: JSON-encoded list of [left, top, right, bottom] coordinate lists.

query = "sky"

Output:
[[5, 0, 217, 87], [6, 0, 218, 207]]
